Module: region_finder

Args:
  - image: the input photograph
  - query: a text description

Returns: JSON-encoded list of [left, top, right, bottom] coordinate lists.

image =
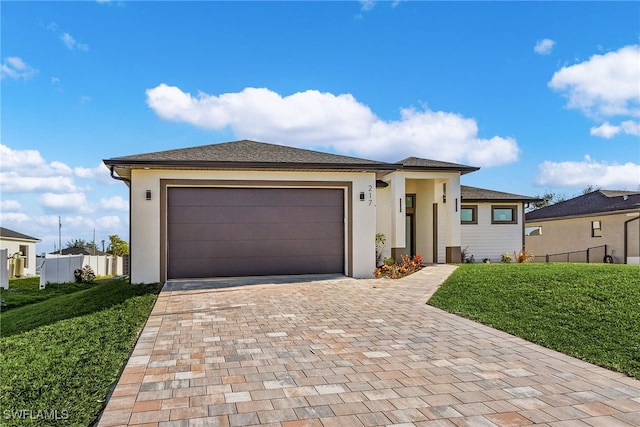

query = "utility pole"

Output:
[[58, 216, 62, 255]]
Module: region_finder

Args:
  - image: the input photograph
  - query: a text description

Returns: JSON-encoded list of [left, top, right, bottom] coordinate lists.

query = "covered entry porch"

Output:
[[376, 169, 467, 265]]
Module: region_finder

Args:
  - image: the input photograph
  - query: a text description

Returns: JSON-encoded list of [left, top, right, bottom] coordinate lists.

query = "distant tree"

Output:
[[66, 239, 97, 250], [581, 185, 601, 195], [527, 191, 566, 212], [107, 235, 129, 256]]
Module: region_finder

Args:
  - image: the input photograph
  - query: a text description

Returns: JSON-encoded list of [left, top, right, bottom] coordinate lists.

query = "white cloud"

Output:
[[0, 144, 129, 251], [360, 0, 376, 11], [146, 84, 520, 167], [47, 23, 89, 51], [536, 155, 640, 189], [0, 144, 79, 193], [534, 38, 555, 55], [61, 32, 89, 51], [590, 120, 640, 138], [99, 196, 129, 212], [1, 57, 38, 80], [75, 163, 113, 183], [0, 212, 30, 223], [0, 200, 24, 211], [549, 45, 640, 119], [95, 215, 122, 230], [0, 173, 79, 193], [39, 192, 94, 213], [0, 144, 73, 176]]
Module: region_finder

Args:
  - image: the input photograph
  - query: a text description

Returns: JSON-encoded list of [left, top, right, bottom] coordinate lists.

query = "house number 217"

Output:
[[368, 185, 373, 206]]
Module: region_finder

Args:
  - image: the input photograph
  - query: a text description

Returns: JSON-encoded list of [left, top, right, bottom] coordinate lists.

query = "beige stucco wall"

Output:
[[461, 202, 525, 262], [525, 211, 640, 264], [129, 169, 378, 283]]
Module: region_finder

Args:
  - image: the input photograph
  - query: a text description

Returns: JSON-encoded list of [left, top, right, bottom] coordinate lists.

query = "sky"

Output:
[[1, 1, 639, 254]]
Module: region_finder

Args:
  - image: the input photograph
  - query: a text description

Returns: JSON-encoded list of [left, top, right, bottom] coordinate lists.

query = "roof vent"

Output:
[[623, 195, 628, 201]]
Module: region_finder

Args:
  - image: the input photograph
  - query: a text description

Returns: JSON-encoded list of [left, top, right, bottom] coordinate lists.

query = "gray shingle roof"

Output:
[[107, 140, 388, 166], [526, 190, 640, 221], [461, 186, 539, 202], [398, 157, 479, 174], [0, 227, 40, 242], [50, 247, 107, 255], [104, 140, 482, 179]]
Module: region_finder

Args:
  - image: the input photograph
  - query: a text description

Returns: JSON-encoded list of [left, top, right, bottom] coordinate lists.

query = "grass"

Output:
[[0, 278, 162, 426], [428, 263, 640, 379], [1, 278, 92, 311]]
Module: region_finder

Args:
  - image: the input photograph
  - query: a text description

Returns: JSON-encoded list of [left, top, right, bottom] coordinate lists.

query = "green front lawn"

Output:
[[0, 278, 161, 426], [428, 263, 640, 379], [1, 277, 91, 311]]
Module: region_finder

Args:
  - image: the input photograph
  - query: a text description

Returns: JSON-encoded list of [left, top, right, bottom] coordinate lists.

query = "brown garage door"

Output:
[[167, 187, 345, 278]]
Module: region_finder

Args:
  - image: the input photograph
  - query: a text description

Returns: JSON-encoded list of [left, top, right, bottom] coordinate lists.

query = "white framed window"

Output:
[[592, 220, 602, 237]]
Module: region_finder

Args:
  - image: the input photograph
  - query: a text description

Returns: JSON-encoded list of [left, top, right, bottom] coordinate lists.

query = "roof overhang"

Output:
[[103, 160, 400, 183]]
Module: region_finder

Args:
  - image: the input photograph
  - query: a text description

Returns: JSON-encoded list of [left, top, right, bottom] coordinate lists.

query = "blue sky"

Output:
[[2, 1, 639, 254]]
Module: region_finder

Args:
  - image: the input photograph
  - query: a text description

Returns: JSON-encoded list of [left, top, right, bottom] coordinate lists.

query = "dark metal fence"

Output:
[[532, 245, 608, 263]]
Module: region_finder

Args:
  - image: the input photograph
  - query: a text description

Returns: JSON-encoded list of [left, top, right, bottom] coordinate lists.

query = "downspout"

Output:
[[109, 166, 132, 282], [624, 214, 640, 264]]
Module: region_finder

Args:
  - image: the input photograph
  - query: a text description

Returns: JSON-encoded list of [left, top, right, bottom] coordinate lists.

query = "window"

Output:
[[592, 220, 602, 237], [460, 205, 478, 224], [491, 205, 517, 224], [405, 195, 414, 209], [525, 226, 542, 236]]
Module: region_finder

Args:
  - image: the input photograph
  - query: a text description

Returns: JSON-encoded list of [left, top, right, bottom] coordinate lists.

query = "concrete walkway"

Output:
[[98, 265, 640, 427]]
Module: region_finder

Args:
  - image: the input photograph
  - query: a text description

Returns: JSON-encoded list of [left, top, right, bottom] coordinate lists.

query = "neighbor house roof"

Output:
[[104, 140, 479, 181], [50, 247, 107, 256], [461, 185, 539, 202], [526, 190, 640, 221], [0, 227, 41, 242]]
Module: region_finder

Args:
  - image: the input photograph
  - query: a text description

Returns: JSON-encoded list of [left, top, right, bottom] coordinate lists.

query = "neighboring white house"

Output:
[[459, 186, 540, 262], [0, 227, 41, 277], [104, 140, 535, 283]]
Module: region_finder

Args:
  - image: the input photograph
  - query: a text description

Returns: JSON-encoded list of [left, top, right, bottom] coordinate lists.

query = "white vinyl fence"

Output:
[[1, 249, 8, 289], [39, 254, 124, 288]]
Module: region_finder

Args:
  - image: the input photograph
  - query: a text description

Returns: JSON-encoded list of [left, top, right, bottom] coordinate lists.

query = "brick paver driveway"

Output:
[[98, 265, 640, 427]]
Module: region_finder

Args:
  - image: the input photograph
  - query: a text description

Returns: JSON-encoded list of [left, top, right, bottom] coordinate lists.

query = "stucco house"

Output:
[[0, 227, 41, 277], [104, 140, 535, 283], [459, 186, 540, 262], [525, 190, 640, 264]]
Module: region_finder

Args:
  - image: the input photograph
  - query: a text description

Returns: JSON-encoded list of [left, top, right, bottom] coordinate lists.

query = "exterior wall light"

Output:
[[146, 190, 152, 200]]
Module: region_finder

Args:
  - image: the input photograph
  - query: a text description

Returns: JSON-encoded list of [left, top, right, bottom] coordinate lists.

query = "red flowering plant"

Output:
[[374, 253, 424, 279]]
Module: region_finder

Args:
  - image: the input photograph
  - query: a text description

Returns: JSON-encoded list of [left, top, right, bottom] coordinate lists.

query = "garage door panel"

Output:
[[170, 255, 345, 278], [169, 187, 343, 207], [167, 187, 345, 278], [169, 222, 344, 242], [169, 237, 343, 259], [168, 206, 342, 224]]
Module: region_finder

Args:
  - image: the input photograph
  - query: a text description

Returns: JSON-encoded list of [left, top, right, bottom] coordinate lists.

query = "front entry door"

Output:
[[405, 214, 415, 257], [405, 195, 416, 258]]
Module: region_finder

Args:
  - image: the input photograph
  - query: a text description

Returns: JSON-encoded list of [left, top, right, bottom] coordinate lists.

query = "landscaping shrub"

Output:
[[74, 265, 96, 283], [374, 254, 424, 278]]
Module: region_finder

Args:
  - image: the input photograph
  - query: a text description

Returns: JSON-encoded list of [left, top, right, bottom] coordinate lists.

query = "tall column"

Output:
[[445, 174, 462, 263], [390, 173, 406, 261]]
